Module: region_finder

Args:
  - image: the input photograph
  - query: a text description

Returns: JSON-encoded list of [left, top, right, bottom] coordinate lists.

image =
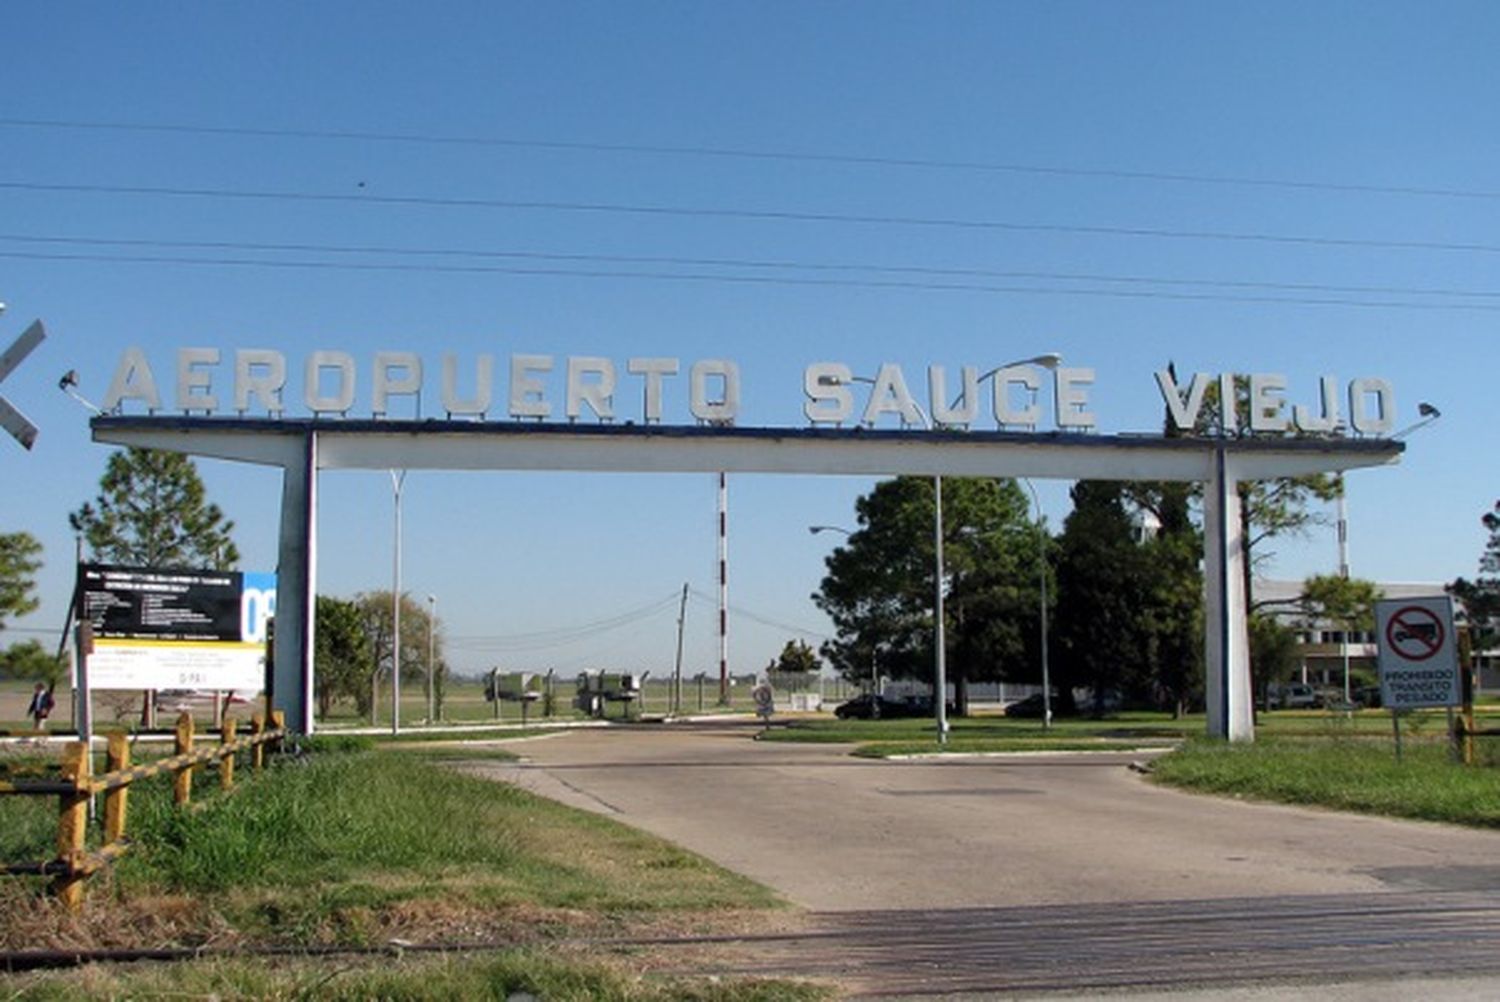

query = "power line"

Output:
[[687, 588, 833, 641], [6, 248, 1500, 312], [3, 116, 1496, 202], [445, 591, 680, 653], [4, 232, 1499, 301], [6, 179, 1500, 256]]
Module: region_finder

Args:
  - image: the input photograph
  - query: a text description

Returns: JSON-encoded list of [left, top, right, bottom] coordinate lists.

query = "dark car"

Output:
[[1003, 693, 1075, 718], [834, 694, 928, 720]]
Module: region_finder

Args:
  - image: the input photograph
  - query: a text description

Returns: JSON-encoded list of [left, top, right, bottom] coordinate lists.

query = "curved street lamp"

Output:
[[823, 353, 1062, 746]]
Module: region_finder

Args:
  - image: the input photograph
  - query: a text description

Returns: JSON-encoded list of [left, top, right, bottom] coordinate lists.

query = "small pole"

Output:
[[54, 740, 90, 909], [103, 732, 129, 845], [220, 717, 237, 792], [174, 712, 195, 806], [74, 622, 95, 750], [251, 714, 266, 773], [270, 710, 286, 754], [1391, 709, 1404, 763], [1462, 663, 1477, 766]]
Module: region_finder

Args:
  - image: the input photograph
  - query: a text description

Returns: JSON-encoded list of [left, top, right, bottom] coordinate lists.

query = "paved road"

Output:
[[465, 720, 1500, 996]]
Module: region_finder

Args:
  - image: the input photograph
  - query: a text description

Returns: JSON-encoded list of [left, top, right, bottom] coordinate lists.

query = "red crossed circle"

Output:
[[1385, 606, 1445, 662]]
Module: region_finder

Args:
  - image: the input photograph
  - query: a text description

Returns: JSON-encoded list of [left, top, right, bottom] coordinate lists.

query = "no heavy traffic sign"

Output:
[[1375, 597, 1459, 710]]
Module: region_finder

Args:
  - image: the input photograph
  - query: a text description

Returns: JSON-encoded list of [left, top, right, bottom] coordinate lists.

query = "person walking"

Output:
[[26, 682, 55, 730]]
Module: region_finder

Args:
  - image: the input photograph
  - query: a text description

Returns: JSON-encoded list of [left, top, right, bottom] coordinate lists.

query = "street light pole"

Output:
[[426, 593, 437, 724], [964, 355, 1063, 729], [390, 470, 406, 736], [1022, 479, 1053, 730]]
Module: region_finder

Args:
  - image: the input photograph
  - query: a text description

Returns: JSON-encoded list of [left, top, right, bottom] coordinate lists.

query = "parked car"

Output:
[[834, 694, 951, 720], [1266, 683, 1320, 710], [1003, 694, 1051, 718]]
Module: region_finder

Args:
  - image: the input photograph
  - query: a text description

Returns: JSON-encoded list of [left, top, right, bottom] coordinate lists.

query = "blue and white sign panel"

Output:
[[78, 564, 276, 692], [1376, 596, 1460, 710]]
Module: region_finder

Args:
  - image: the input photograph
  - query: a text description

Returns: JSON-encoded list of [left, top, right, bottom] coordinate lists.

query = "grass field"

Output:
[[0, 739, 814, 999], [4, 951, 827, 1002], [1152, 736, 1500, 828]]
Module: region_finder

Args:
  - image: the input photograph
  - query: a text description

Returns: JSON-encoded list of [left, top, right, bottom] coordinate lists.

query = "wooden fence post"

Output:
[[103, 732, 130, 845], [53, 741, 91, 910], [270, 710, 285, 753], [173, 712, 194, 806], [220, 717, 237, 791], [250, 713, 265, 773]]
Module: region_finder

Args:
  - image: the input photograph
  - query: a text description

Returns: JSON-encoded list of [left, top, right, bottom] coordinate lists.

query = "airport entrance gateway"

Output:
[[89, 416, 1401, 741]]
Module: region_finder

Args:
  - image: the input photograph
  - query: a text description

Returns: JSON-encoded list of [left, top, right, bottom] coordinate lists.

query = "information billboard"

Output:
[[77, 564, 275, 691]]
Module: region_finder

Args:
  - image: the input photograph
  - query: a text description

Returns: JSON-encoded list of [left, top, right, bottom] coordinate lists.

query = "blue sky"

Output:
[[1, 2, 1495, 677]]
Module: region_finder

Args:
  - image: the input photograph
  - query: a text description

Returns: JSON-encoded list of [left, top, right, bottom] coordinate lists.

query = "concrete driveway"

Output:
[[470, 719, 1500, 912], [462, 720, 1500, 997]]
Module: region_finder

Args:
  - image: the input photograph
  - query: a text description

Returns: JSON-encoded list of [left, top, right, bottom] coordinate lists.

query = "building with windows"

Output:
[[1256, 579, 1496, 693]]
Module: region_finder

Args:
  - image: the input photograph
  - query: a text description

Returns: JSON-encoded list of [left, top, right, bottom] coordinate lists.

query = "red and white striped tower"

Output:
[[718, 471, 730, 704]]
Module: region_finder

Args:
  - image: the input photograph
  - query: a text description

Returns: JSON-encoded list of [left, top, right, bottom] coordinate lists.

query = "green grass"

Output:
[[0, 743, 783, 953], [851, 737, 1179, 758], [1152, 735, 1500, 827], [0, 949, 830, 1001], [761, 710, 1198, 746]]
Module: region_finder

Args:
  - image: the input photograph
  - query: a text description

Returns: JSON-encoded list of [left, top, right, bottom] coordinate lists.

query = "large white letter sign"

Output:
[[1349, 377, 1394, 435], [627, 357, 680, 423], [690, 359, 740, 423], [372, 352, 423, 416], [175, 347, 220, 414], [803, 362, 854, 424], [1155, 369, 1213, 432], [1248, 373, 1289, 433], [929, 365, 978, 427], [103, 346, 162, 412], [304, 351, 356, 414], [567, 356, 617, 420], [1293, 376, 1340, 433], [234, 349, 286, 415], [861, 363, 922, 426], [441, 354, 493, 417], [509, 354, 553, 419], [1053, 367, 1096, 429], [995, 366, 1042, 427]]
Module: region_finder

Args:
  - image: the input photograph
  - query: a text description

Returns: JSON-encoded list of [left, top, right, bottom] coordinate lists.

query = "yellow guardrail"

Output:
[[0, 710, 285, 909]]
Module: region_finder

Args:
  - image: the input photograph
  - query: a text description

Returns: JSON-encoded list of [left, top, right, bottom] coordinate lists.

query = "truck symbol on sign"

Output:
[[1394, 622, 1438, 645]]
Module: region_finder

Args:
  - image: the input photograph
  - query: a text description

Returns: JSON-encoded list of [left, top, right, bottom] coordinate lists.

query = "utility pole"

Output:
[[673, 582, 688, 715], [718, 472, 730, 704]]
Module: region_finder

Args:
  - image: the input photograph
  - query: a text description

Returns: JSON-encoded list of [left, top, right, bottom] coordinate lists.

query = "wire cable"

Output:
[[4, 232, 1499, 301], [6, 180, 1500, 256], [6, 248, 1500, 312], [687, 587, 834, 641], [4, 116, 1496, 201]]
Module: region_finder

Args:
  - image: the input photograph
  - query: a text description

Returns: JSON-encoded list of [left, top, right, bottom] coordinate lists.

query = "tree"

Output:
[[1052, 482, 1153, 715], [813, 476, 1041, 713], [766, 639, 821, 691], [0, 639, 68, 687], [1299, 574, 1382, 633], [1449, 499, 1500, 667], [70, 447, 239, 569], [1247, 612, 1301, 695], [1131, 483, 1204, 716], [0, 531, 42, 631], [314, 595, 374, 718], [354, 591, 444, 724], [771, 639, 820, 674]]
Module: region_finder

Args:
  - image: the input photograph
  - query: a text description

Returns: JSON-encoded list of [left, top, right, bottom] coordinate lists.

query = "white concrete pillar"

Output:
[[273, 430, 317, 734], [1203, 446, 1254, 741]]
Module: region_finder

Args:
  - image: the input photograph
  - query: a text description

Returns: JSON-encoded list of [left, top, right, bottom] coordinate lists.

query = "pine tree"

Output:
[[70, 448, 239, 569]]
